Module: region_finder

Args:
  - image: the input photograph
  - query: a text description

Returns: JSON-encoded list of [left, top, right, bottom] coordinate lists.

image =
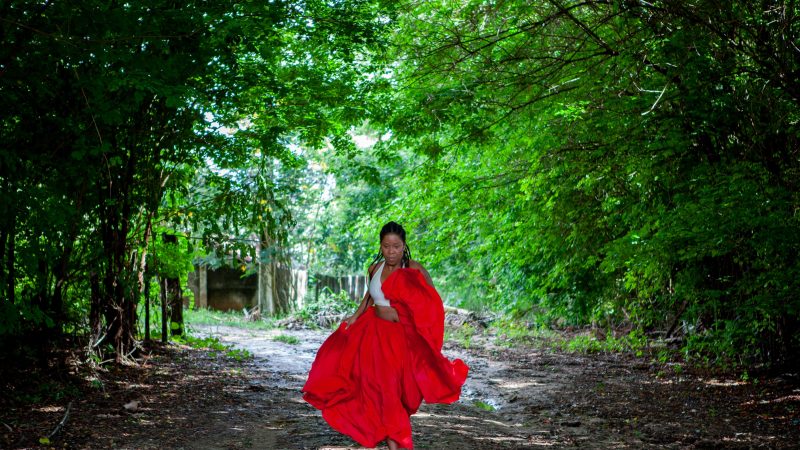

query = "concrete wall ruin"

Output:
[[187, 264, 308, 314]]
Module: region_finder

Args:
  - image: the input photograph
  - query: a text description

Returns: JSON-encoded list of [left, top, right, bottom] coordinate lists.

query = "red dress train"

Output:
[[302, 268, 469, 449]]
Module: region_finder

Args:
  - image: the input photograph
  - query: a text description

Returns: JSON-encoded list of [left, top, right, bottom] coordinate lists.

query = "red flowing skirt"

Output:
[[302, 269, 469, 449]]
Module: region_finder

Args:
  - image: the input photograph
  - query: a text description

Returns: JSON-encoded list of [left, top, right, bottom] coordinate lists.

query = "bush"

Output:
[[294, 288, 360, 328]]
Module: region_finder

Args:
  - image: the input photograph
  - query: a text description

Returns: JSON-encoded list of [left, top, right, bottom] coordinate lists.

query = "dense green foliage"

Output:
[[1, 0, 797, 369], [301, 1, 799, 368], [366, 0, 799, 367], [0, 0, 391, 358]]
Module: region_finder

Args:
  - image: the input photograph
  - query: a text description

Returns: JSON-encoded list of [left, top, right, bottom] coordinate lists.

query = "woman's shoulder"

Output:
[[407, 259, 425, 270], [368, 262, 381, 275]]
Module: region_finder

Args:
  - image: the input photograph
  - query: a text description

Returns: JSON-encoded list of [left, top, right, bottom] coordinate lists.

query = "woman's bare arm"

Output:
[[345, 263, 377, 327], [349, 290, 372, 320]]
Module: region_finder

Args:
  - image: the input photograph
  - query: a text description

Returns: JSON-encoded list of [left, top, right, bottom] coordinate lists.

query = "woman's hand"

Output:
[[344, 314, 358, 329]]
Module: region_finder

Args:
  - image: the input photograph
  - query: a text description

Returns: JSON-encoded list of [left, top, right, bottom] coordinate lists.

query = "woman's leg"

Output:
[[387, 438, 399, 450]]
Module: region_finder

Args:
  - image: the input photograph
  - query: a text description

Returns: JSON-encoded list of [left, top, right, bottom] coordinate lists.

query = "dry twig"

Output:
[[47, 401, 73, 441]]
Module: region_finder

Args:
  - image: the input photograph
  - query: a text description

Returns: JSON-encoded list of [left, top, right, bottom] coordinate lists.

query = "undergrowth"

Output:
[[489, 318, 685, 366], [292, 289, 359, 329], [171, 333, 253, 361], [273, 334, 300, 345], [184, 308, 277, 331]]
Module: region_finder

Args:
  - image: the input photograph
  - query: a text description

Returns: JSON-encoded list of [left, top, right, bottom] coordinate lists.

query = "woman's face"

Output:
[[380, 233, 405, 265]]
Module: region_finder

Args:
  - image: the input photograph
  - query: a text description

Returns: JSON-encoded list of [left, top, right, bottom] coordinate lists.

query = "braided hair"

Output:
[[367, 221, 412, 273]]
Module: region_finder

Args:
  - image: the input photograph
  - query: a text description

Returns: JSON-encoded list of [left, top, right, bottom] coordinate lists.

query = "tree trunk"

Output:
[[169, 285, 184, 336], [89, 271, 103, 348], [162, 233, 183, 336], [34, 256, 49, 331], [6, 214, 15, 304], [160, 277, 168, 344], [0, 175, 10, 303], [101, 229, 136, 360], [0, 227, 6, 302], [52, 178, 88, 335], [139, 216, 154, 342], [97, 147, 139, 361], [144, 274, 151, 342], [259, 230, 293, 316]]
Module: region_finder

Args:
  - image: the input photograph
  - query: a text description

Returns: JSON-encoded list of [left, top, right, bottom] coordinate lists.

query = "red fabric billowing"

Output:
[[302, 268, 468, 449]]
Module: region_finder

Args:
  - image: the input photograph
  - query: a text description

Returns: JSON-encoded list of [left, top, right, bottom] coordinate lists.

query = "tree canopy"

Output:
[[0, 0, 393, 359], [1, 0, 798, 368], [373, 0, 799, 367]]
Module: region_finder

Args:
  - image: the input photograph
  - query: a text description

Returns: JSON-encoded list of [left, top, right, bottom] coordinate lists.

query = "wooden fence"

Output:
[[314, 274, 368, 302]]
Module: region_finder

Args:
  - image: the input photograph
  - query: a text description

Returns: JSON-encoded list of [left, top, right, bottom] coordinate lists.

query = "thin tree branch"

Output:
[[46, 401, 72, 440]]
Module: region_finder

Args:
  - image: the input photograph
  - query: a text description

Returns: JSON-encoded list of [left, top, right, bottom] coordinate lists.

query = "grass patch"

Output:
[[490, 318, 658, 360], [224, 348, 253, 361], [473, 400, 496, 412], [184, 308, 276, 331], [557, 329, 649, 355], [273, 334, 300, 345], [490, 318, 558, 347], [562, 334, 604, 353], [446, 322, 477, 349], [171, 333, 253, 360]]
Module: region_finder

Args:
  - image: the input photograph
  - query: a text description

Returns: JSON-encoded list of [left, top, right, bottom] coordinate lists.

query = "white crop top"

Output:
[[369, 262, 391, 307]]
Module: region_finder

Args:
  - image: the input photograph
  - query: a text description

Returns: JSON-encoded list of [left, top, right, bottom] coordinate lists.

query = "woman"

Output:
[[302, 221, 469, 449]]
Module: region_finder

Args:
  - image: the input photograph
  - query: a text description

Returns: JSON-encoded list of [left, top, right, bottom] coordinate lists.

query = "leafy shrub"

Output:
[[294, 288, 359, 328], [273, 334, 300, 345]]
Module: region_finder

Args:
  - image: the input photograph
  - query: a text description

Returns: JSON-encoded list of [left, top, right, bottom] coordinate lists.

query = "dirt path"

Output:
[[4, 323, 797, 449], [188, 324, 800, 449]]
